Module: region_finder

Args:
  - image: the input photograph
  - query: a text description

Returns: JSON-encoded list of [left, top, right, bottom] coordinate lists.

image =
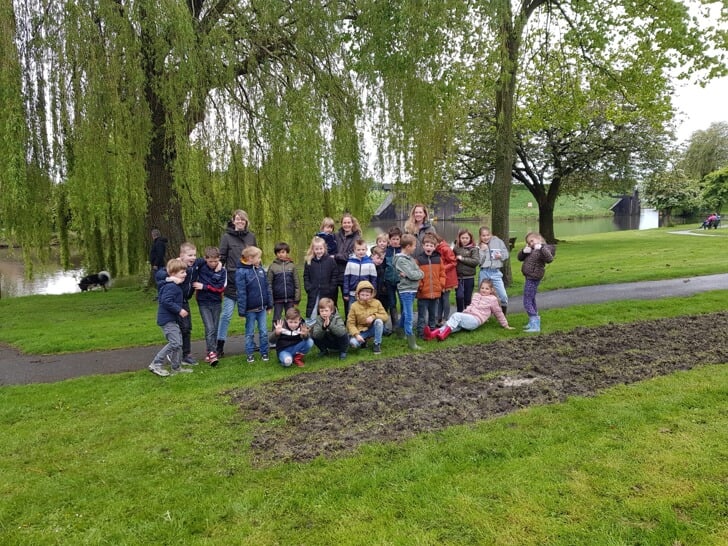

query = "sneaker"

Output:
[[261, 354, 269, 362], [148, 363, 170, 377], [170, 366, 193, 374], [293, 353, 305, 367], [208, 351, 219, 367], [339, 352, 347, 360], [246, 354, 255, 363], [182, 355, 198, 366], [373, 343, 382, 354]]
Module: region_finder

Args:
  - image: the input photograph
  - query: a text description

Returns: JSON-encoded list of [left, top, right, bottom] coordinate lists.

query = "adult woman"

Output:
[[216, 210, 257, 357], [333, 213, 362, 317], [403, 203, 436, 255]]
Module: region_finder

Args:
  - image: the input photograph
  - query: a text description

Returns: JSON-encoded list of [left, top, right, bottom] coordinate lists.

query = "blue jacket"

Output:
[[236, 262, 273, 314], [155, 257, 205, 302], [343, 255, 378, 298], [157, 281, 184, 326], [195, 262, 227, 306]]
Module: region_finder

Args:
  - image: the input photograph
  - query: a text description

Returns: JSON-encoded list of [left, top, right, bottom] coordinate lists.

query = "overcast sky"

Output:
[[673, 76, 728, 142]]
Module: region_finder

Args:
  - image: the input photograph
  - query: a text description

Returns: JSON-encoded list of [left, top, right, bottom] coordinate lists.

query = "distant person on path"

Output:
[[310, 297, 349, 360], [477, 226, 510, 314], [149, 228, 168, 273], [334, 213, 362, 317], [149, 258, 193, 377], [453, 229, 480, 312], [517, 232, 555, 333], [236, 246, 272, 364], [404, 203, 436, 255], [425, 279, 514, 341], [217, 209, 257, 357], [192, 247, 227, 366]]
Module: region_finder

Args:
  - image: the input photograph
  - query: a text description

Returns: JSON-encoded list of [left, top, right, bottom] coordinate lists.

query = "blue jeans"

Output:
[[398, 291, 416, 336], [217, 295, 236, 341], [277, 338, 314, 366], [479, 268, 508, 306], [198, 303, 221, 353], [244, 309, 269, 357], [153, 321, 183, 368], [416, 298, 438, 336], [350, 319, 384, 347]]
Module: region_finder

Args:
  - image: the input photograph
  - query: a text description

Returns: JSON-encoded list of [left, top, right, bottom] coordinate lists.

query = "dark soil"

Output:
[[229, 312, 728, 465]]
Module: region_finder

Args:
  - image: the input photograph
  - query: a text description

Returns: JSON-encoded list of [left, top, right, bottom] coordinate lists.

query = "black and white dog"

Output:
[[79, 271, 111, 292]]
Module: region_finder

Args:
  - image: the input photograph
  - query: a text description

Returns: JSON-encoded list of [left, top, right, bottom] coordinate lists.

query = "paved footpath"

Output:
[[2, 273, 727, 386]]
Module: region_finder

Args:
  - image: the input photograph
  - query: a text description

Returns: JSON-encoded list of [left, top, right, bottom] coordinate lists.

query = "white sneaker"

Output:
[[148, 363, 170, 377]]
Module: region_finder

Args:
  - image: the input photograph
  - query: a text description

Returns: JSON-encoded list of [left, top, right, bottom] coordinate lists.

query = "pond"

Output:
[[0, 209, 695, 297]]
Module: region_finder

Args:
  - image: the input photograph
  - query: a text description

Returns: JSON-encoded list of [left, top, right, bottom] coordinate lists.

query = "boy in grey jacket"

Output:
[[394, 234, 425, 350]]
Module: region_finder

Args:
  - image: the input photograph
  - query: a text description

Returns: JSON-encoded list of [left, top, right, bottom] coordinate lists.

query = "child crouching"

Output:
[[311, 297, 349, 360], [346, 281, 389, 354], [270, 307, 314, 367], [425, 279, 514, 341]]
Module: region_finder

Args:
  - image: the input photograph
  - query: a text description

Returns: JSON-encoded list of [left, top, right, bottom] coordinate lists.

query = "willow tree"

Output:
[[472, 0, 726, 247], [7, 0, 466, 274]]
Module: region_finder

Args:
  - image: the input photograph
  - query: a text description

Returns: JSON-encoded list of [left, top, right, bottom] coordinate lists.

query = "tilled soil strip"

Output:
[[229, 312, 728, 464]]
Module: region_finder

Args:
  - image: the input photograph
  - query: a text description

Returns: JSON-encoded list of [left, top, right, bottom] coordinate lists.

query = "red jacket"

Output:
[[436, 241, 458, 290]]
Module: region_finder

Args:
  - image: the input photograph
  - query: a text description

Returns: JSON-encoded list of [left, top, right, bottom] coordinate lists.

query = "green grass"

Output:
[[1, 228, 727, 544]]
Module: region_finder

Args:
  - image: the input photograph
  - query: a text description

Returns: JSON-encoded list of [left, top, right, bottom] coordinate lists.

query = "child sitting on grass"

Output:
[[311, 297, 349, 360], [270, 307, 313, 367], [425, 279, 514, 341], [346, 281, 389, 355]]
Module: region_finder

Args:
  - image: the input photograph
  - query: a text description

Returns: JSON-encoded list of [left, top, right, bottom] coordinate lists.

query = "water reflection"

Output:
[[0, 209, 695, 297]]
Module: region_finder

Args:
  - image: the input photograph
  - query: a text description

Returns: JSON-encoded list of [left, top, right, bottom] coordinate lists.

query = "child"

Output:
[[155, 242, 203, 365], [267, 241, 301, 323], [316, 217, 338, 256], [269, 307, 314, 367], [478, 226, 510, 314], [435, 233, 458, 326], [453, 229, 480, 312], [303, 236, 338, 320], [149, 258, 193, 376], [236, 246, 273, 363], [393, 234, 425, 350], [384, 226, 403, 330], [371, 232, 389, 255], [346, 280, 389, 354], [310, 297, 349, 360], [192, 247, 227, 366], [370, 246, 392, 335], [343, 238, 378, 306], [517, 232, 555, 333], [416, 233, 446, 338], [426, 279, 514, 341]]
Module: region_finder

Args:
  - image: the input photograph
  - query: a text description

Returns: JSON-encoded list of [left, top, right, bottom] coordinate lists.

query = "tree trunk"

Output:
[[492, 2, 520, 289], [538, 201, 556, 244]]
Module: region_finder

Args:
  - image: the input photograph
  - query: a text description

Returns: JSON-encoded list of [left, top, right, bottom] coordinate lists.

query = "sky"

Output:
[[673, 76, 728, 143]]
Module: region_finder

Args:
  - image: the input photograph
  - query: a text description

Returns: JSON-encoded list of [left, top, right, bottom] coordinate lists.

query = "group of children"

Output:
[[150, 211, 555, 377]]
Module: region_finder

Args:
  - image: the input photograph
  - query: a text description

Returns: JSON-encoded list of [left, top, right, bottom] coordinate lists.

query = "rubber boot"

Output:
[[524, 316, 541, 333], [406, 334, 421, 350], [501, 305, 507, 315], [216, 339, 225, 358], [523, 317, 534, 330], [423, 325, 436, 341], [436, 326, 452, 341]]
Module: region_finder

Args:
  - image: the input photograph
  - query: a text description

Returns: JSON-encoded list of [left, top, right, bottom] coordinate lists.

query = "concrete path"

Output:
[[2, 273, 727, 386]]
